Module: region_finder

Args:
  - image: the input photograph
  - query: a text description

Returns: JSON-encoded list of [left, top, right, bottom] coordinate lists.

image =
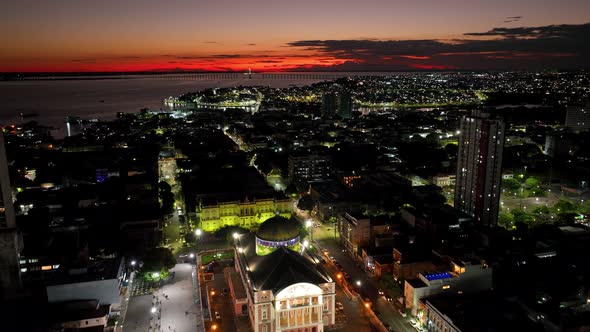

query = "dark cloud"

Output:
[[211, 54, 245, 58], [464, 23, 588, 38], [174, 56, 203, 60], [286, 23, 590, 70]]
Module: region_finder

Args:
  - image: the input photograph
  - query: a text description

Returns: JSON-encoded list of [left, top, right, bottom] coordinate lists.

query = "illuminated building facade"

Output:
[[454, 110, 505, 227], [232, 216, 336, 332], [288, 154, 332, 184], [337, 212, 371, 258], [198, 196, 292, 232], [404, 259, 492, 316], [565, 102, 590, 132], [158, 146, 178, 185]]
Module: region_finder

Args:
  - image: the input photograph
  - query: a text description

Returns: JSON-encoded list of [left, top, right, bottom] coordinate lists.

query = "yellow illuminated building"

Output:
[[198, 196, 292, 232]]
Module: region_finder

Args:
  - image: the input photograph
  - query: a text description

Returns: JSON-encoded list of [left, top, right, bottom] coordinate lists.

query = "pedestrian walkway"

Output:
[[114, 272, 134, 332], [158, 263, 203, 332]]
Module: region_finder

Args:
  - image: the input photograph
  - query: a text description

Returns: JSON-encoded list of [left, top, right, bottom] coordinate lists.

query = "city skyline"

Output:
[[1, 0, 590, 72]]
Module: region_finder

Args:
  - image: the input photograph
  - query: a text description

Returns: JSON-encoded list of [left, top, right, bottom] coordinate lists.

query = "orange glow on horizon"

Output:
[[1, 55, 353, 73], [399, 55, 431, 60]]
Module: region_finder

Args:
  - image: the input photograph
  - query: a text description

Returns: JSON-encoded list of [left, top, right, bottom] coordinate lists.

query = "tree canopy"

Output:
[[297, 195, 315, 212], [141, 247, 176, 273]]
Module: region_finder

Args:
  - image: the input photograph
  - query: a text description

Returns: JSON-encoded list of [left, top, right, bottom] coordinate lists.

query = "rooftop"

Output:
[[425, 292, 542, 331], [423, 272, 452, 281], [256, 216, 300, 242], [47, 256, 123, 286], [235, 233, 332, 293]]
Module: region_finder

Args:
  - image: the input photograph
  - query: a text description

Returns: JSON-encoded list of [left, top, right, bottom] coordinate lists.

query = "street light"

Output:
[[356, 280, 361, 287], [153, 272, 160, 279], [151, 306, 157, 314], [211, 324, 218, 331], [195, 229, 202, 237], [233, 232, 239, 239], [189, 253, 195, 259], [306, 219, 313, 241], [130, 260, 136, 266]]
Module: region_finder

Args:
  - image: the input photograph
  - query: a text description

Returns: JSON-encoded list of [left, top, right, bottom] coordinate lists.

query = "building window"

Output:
[[262, 325, 267, 332], [262, 309, 267, 320]]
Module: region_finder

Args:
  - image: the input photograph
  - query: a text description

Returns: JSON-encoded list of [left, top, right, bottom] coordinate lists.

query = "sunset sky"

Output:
[[1, 0, 589, 72]]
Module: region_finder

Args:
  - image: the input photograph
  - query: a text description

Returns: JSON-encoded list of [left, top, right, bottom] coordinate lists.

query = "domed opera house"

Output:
[[227, 216, 336, 332], [255, 216, 301, 255]]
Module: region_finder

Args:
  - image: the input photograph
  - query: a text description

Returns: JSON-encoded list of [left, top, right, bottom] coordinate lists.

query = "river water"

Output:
[[0, 76, 328, 136]]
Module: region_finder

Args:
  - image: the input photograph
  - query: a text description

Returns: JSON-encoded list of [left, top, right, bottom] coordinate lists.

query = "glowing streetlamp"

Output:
[[233, 232, 239, 239], [151, 306, 157, 314], [130, 260, 136, 266], [306, 219, 314, 241], [195, 229, 202, 237], [356, 280, 361, 287], [189, 253, 195, 259], [153, 272, 160, 279]]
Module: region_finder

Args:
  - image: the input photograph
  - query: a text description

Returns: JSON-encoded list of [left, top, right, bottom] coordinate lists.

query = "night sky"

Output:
[[1, 0, 589, 72]]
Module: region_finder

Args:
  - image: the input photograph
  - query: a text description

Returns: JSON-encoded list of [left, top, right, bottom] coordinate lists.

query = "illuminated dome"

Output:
[[255, 216, 300, 255]]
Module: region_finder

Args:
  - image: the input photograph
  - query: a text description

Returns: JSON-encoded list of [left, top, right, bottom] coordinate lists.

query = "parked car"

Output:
[[215, 311, 221, 319], [398, 309, 407, 317], [336, 302, 344, 311]]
